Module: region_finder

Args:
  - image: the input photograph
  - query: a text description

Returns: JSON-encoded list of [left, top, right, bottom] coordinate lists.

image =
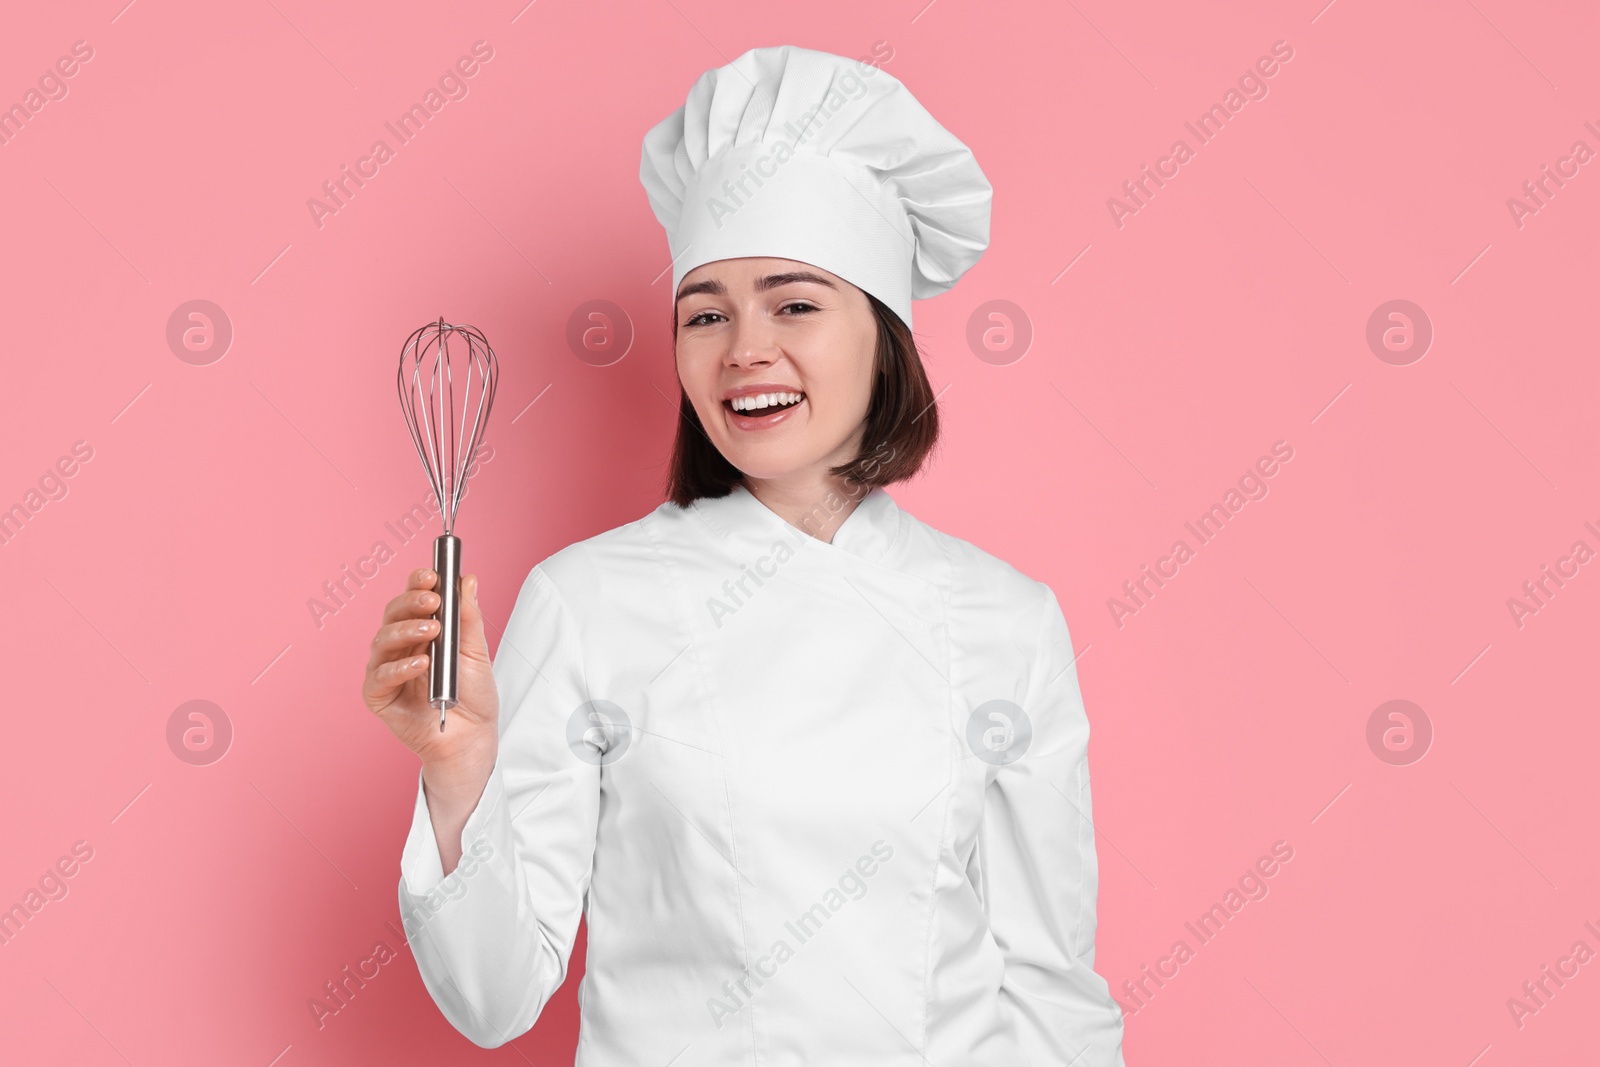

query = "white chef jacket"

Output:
[[397, 482, 1126, 1065]]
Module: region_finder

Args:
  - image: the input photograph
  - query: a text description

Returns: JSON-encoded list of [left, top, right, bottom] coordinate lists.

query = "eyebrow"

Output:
[[675, 271, 839, 303]]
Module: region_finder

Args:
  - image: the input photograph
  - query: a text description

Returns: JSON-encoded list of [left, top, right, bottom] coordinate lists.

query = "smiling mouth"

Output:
[[724, 393, 805, 419]]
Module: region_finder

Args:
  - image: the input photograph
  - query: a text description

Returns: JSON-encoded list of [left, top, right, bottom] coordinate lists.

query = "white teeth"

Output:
[[730, 391, 803, 412]]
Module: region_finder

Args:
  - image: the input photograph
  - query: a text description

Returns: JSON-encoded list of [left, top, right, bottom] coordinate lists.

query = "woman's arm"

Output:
[[396, 563, 600, 1048], [981, 583, 1127, 1066], [418, 749, 497, 878]]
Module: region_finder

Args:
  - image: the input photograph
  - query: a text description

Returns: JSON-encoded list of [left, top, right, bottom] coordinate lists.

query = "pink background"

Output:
[[2, 0, 1595, 1063]]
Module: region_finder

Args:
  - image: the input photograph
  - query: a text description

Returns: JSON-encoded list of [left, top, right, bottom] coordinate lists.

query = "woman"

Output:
[[364, 44, 1126, 1065]]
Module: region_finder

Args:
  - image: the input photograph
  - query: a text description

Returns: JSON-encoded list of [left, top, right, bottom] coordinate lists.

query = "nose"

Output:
[[725, 309, 779, 369]]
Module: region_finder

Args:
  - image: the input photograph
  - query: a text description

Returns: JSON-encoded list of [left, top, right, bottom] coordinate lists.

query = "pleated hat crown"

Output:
[[639, 45, 993, 330]]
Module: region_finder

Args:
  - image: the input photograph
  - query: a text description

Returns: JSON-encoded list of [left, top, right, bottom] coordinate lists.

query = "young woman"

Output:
[[363, 45, 1126, 1066]]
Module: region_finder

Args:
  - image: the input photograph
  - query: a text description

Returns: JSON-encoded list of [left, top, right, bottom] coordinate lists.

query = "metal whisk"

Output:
[[397, 318, 500, 731]]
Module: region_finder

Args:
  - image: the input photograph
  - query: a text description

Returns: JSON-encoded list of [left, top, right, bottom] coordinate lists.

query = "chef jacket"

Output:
[[397, 482, 1127, 1065]]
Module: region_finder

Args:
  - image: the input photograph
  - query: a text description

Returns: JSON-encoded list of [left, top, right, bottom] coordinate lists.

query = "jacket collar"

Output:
[[685, 480, 904, 567]]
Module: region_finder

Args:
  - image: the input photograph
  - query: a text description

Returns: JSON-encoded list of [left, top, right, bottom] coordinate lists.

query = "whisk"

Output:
[[397, 318, 500, 731]]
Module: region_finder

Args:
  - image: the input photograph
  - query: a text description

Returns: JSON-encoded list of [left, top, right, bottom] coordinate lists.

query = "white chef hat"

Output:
[[639, 44, 992, 330]]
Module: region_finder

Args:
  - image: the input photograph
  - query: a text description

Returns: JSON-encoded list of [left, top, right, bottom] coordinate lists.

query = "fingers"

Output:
[[364, 651, 430, 707], [365, 566, 482, 713], [458, 573, 489, 660], [367, 615, 442, 669], [380, 567, 442, 626]]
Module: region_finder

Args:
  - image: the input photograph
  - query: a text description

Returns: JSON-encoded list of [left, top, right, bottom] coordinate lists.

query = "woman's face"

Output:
[[675, 257, 878, 484]]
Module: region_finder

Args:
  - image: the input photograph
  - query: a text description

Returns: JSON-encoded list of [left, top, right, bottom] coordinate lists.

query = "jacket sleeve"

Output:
[[982, 583, 1126, 1066], [395, 563, 600, 1047]]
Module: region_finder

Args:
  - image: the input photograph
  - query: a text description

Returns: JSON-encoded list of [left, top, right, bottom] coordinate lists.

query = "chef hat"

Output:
[[639, 44, 992, 330]]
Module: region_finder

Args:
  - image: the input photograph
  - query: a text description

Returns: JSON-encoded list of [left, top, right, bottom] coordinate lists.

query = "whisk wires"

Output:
[[397, 319, 499, 535]]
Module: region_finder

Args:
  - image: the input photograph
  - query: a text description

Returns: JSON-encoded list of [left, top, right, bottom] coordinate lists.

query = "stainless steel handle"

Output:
[[429, 533, 462, 730]]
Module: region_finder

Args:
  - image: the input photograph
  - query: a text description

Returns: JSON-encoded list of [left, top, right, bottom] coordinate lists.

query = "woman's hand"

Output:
[[363, 567, 500, 780]]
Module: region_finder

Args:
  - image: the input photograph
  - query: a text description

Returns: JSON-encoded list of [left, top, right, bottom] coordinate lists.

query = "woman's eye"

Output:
[[682, 303, 814, 327]]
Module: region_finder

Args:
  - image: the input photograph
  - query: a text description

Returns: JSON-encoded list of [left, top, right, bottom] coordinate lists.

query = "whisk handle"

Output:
[[429, 533, 462, 729]]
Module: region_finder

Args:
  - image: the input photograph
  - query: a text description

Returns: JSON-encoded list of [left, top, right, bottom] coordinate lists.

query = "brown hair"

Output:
[[664, 291, 941, 507]]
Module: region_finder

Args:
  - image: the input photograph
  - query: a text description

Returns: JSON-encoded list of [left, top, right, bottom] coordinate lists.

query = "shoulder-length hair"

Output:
[[664, 291, 941, 508]]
